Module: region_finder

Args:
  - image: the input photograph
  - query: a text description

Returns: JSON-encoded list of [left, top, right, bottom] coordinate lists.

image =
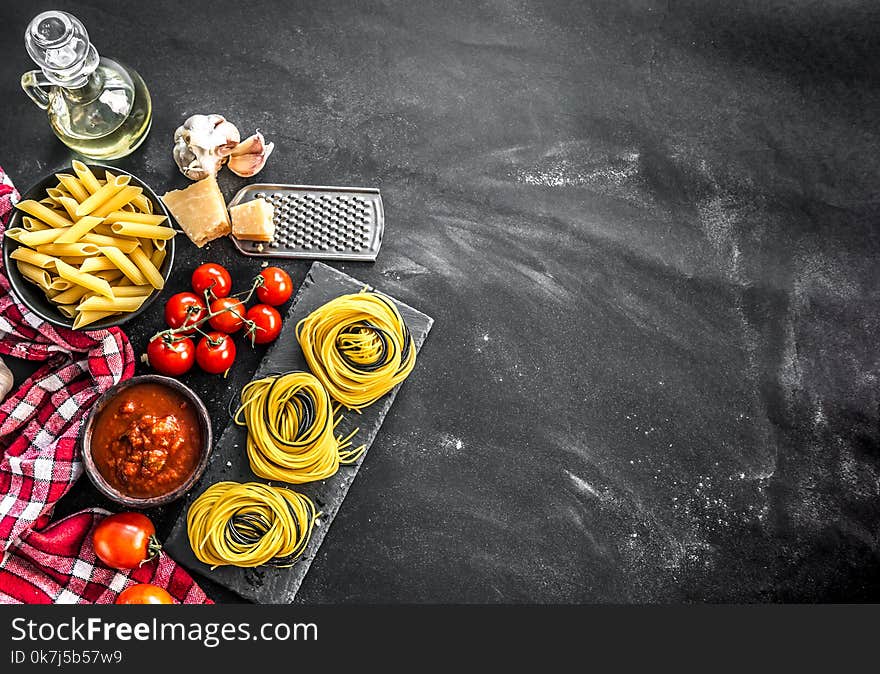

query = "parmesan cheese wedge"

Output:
[[230, 198, 276, 243], [161, 175, 230, 247]]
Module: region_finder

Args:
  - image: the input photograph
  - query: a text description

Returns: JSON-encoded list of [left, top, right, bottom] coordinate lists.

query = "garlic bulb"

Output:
[[0, 357, 13, 402], [228, 131, 275, 177], [173, 114, 241, 181]]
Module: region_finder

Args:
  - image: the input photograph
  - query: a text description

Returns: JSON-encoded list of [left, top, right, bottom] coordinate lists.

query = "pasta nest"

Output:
[[187, 481, 319, 569], [234, 370, 363, 484], [295, 291, 416, 411]]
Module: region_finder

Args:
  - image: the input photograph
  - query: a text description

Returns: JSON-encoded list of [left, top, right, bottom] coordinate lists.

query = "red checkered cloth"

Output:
[[0, 510, 208, 604], [0, 165, 209, 604]]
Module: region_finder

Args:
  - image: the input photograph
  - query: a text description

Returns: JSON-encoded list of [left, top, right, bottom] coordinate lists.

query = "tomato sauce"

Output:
[[91, 383, 202, 498]]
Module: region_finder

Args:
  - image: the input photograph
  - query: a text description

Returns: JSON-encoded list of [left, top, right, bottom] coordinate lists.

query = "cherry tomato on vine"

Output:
[[256, 267, 293, 306], [246, 304, 282, 344], [196, 332, 236, 374], [208, 297, 246, 333], [164, 292, 206, 334], [191, 263, 232, 299], [116, 584, 174, 605], [92, 513, 161, 570], [146, 335, 195, 376]]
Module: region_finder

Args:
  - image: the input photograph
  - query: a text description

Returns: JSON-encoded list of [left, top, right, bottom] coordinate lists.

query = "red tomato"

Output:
[[196, 332, 236, 374], [256, 267, 293, 306], [146, 336, 195, 376], [208, 297, 246, 333], [246, 304, 282, 344], [116, 584, 174, 605], [164, 292, 206, 334], [191, 263, 232, 299], [93, 513, 160, 570]]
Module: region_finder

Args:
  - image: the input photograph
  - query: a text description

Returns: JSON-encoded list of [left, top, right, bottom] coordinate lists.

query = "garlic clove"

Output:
[[0, 356, 13, 402], [231, 131, 266, 157], [228, 131, 274, 177], [173, 114, 242, 180], [214, 120, 240, 157], [181, 165, 210, 181], [228, 142, 274, 177]]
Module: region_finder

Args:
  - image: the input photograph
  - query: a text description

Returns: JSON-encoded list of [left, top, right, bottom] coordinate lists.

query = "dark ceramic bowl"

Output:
[[2, 164, 174, 330], [79, 375, 212, 508]]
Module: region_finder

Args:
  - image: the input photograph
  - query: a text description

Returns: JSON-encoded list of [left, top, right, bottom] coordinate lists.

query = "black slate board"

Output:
[[164, 261, 434, 603]]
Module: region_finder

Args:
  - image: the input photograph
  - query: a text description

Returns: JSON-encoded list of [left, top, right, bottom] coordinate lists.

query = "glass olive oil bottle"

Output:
[[21, 10, 152, 160]]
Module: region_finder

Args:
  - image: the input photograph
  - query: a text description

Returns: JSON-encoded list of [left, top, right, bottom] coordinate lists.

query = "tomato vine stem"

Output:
[[148, 275, 263, 345]]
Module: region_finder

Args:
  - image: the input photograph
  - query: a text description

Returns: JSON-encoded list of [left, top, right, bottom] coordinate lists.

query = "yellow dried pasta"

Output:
[[9, 162, 176, 328]]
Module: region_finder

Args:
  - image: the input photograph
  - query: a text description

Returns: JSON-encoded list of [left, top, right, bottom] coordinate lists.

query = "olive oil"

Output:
[[21, 11, 152, 160]]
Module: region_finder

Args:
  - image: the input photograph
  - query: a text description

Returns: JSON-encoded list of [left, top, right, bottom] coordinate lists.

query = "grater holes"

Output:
[[234, 189, 381, 259]]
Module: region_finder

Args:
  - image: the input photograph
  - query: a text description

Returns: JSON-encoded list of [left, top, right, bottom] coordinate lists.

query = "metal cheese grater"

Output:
[[227, 183, 384, 261]]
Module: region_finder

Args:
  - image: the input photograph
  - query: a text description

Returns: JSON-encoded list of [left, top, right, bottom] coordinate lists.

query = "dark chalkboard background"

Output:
[[1, 0, 879, 602]]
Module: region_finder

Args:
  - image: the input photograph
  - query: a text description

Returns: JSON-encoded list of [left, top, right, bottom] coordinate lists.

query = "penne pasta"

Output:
[[3, 228, 26, 243], [57, 305, 78, 318], [74, 175, 131, 217], [17, 227, 69, 247], [50, 285, 89, 305], [55, 195, 81, 220], [49, 278, 73, 291], [10, 248, 59, 269], [15, 199, 74, 229], [73, 310, 116, 330], [150, 247, 166, 270], [55, 174, 90, 203], [14, 161, 167, 328], [92, 270, 125, 283], [36, 243, 101, 257], [71, 160, 102, 194], [110, 222, 175, 240], [46, 187, 69, 202], [21, 216, 51, 232], [80, 233, 139, 254], [132, 193, 153, 214], [103, 210, 167, 225], [139, 238, 154, 258], [90, 224, 117, 237], [54, 260, 114, 299], [55, 216, 103, 244], [129, 246, 164, 289], [102, 246, 147, 285], [111, 285, 153, 298], [91, 186, 143, 218], [78, 294, 147, 313], [16, 261, 52, 290], [79, 256, 117, 273]]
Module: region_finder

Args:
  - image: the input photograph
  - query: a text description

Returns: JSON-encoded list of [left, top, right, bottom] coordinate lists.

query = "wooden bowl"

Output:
[[79, 375, 212, 508]]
